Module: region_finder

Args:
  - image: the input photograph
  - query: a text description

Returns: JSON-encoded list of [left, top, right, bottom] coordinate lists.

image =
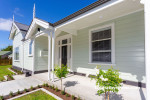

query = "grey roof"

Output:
[[14, 22, 29, 32], [0, 51, 11, 56]]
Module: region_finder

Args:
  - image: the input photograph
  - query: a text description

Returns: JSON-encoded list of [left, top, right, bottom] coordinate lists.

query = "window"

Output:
[[14, 47, 19, 60], [90, 24, 115, 64], [29, 40, 33, 55]]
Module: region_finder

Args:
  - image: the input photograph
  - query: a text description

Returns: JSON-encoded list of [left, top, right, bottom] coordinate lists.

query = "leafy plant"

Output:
[[54, 65, 69, 90], [42, 83, 46, 87], [61, 91, 65, 95], [66, 94, 69, 97], [30, 86, 33, 90], [45, 83, 49, 87], [93, 66, 123, 100], [17, 89, 20, 94], [52, 85, 55, 90], [55, 87, 58, 92], [38, 84, 41, 88], [77, 96, 81, 100], [49, 85, 52, 89], [0, 95, 4, 100], [71, 95, 75, 100], [24, 88, 28, 92], [9, 91, 13, 97]]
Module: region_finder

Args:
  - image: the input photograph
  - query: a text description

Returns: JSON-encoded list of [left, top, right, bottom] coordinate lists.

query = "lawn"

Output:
[[0, 65, 13, 80], [14, 90, 57, 100]]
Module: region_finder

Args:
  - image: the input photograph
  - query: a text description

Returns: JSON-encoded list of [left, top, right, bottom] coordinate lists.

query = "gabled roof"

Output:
[[14, 22, 29, 32]]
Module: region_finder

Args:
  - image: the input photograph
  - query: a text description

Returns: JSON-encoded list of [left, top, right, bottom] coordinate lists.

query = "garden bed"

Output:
[[1, 83, 80, 100]]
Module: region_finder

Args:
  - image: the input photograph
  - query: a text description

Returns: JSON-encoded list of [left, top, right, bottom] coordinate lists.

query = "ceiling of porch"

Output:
[[55, 0, 144, 35]]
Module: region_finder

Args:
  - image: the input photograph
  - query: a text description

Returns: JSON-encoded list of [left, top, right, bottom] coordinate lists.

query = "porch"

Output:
[[33, 72, 146, 100]]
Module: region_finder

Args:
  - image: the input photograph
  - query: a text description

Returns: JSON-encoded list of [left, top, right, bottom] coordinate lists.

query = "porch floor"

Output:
[[33, 72, 146, 100]]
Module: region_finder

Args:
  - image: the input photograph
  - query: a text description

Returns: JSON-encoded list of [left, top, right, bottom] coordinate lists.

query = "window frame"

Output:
[[89, 23, 115, 65], [14, 47, 19, 61], [28, 40, 34, 56]]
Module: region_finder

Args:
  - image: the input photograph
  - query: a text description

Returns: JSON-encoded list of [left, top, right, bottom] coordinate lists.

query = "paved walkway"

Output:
[[33, 72, 146, 100], [0, 76, 43, 96]]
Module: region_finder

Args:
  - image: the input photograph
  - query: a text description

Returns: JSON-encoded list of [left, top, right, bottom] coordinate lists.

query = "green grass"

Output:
[[0, 65, 13, 80], [14, 90, 57, 100]]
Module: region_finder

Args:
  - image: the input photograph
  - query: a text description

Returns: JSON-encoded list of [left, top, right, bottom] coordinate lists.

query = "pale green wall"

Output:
[[72, 11, 145, 83]]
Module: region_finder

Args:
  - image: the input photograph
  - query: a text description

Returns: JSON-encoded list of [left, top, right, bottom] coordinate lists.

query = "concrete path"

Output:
[[0, 77, 43, 96], [33, 72, 146, 100]]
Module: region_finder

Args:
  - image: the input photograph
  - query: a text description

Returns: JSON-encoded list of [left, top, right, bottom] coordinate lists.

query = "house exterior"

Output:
[[9, 0, 150, 99], [0, 51, 12, 59]]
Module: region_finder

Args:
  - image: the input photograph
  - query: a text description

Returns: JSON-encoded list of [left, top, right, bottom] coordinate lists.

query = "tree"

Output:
[[1, 45, 13, 51], [54, 65, 69, 91], [93, 67, 123, 100]]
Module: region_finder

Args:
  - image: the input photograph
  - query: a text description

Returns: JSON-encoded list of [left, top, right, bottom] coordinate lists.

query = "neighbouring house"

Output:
[[0, 51, 12, 59], [9, 0, 150, 99]]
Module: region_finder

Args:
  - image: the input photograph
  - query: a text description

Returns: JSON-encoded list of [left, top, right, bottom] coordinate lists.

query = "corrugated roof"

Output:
[[14, 22, 29, 32]]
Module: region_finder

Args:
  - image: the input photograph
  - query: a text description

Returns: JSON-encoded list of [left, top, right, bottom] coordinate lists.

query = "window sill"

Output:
[[14, 60, 20, 62], [88, 62, 116, 66], [28, 55, 33, 57]]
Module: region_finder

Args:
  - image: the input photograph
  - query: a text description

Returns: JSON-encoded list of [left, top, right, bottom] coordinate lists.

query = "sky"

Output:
[[0, 0, 97, 50]]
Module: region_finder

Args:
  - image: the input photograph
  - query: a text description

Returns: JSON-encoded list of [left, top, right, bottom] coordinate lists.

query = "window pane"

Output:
[[92, 52, 111, 62], [92, 29, 111, 41], [92, 40, 111, 51], [62, 39, 67, 44]]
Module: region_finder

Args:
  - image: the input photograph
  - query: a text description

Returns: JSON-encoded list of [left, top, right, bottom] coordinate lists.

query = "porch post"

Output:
[[144, 0, 150, 99], [51, 29, 55, 82], [48, 32, 52, 81]]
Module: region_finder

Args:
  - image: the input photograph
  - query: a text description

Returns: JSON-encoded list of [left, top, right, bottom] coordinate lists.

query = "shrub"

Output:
[[92, 66, 123, 100], [17, 89, 20, 94], [54, 65, 69, 90], [77, 96, 81, 100], [30, 86, 33, 90], [0, 95, 4, 100], [0, 79, 3, 82], [55, 87, 58, 92], [66, 94, 69, 97], [52, 85, 55, 90], [72, 95, 75, 100], [61, 91, 65, 95], [49, 85, 52, 89], [9, 91, 13, 97], [24, 88, 28, 92], [38, 85, 41, 88], [45, 83, 49, 87]]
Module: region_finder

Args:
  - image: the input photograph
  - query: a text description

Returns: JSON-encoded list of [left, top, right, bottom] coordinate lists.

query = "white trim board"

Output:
[[89, 23, 115, 65]]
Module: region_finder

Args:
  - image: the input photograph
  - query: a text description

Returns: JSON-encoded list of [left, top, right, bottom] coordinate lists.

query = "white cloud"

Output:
[[14, 8, 24, 17], [0, 18, 12, 31]]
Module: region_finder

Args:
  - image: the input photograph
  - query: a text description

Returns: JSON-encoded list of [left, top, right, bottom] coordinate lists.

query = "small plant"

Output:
[[9, 91, 13, 97], [77, 96, 81, 100], [52, 85, 55, 90], [92, 66, 123, 100], [24, 88, 28, 92], [17, 89, 20, 94], [49, 85, 52, 89], [66, 94, 69, 97], [72, 95, 75, 100], [54, 65, 69, 91], [55, 87, 58, 92], [45, 83, 49, 87], [61, 91, 65, 95], [0, 79, 3, 82], [0, 95, 4, 100], [42, 83, 46, 87], [30, 86, 33, 90], [38, 84, 41, 88]]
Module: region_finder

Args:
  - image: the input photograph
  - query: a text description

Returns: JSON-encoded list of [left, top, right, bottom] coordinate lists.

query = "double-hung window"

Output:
[[14, 47, 19, 60], [29, 40, 33, 56], [90, 24, 115, 64]]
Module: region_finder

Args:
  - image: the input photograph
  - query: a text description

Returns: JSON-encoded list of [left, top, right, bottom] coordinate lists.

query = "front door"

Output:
[[61, 45, 67, 66]]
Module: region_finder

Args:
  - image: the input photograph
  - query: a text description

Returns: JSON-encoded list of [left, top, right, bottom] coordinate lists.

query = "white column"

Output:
[[48, 33, 52, 81], [51, 30, 55, 82], [144, 0, 150, 99]]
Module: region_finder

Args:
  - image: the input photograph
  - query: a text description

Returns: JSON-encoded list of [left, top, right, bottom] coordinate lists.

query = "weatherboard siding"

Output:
[[72, 11, 145, 83], [34, 36, 48, 71], [13, 31, 23, 69]]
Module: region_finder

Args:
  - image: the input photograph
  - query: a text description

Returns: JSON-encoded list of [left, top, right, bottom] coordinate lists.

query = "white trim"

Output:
[[89, 23, 115, 65], [56, 34, 72, 70]]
